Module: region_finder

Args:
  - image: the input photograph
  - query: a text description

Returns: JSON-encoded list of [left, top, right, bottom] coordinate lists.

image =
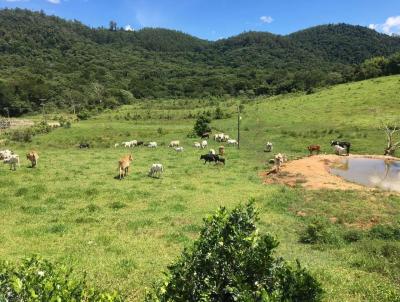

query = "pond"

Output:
[[330, 157, 400, 192]]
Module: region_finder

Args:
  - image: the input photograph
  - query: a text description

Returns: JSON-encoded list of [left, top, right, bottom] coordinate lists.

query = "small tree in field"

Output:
[[382, 122, 400, 156], [146, 201, 323, 302], [193, 114, 211, 136]]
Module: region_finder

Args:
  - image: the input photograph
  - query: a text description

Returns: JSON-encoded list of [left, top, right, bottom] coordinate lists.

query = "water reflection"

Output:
[[330, 158, 400, 192]]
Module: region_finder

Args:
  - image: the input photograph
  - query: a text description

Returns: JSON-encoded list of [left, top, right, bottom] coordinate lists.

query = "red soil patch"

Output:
[[261, 154, 370, 191]]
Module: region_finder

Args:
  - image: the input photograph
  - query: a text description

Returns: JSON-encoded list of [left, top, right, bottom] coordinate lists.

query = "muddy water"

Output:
[[330, 158, 400, 192]]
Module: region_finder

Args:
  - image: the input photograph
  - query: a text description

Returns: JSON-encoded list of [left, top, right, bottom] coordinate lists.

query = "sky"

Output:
[[1, 0, 400, 40]]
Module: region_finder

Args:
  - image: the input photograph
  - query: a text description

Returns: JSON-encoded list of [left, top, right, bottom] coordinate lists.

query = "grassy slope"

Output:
[[1, 75, 400, 301]]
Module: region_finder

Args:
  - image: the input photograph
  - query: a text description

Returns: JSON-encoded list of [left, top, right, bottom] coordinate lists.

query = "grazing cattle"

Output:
[[148, 163, 163, 178], [0, 150, 12, 160], [209, 149, 216, 155], [264, 142, 273, 152], [122, 141, 137, 148], [118, 154, 133, 180], [79, 143, 90, 149], [26, 151, 39, 168], [214, 133, 226, 142], [333, 145, 347, 156], [201, 140, 208, 149], [214, 154, 225, 165], [200, 154, 225, 165], [200, 154, 216, 164], [274, 153, 285, 172], [331, 141, 351, 155], [47, 121, 61, 128], [4, 154, 19, 171], [194, 142, 201, 148], [307, 145, 320, 156], [227, 139, 238, 146], [123, 140, 137, 148], [148, 142, 157, 148], [175, 147, 184, 152], [136, 141, 144, 146], [201, 132, 211, 139], [169, 140, 180, 147]]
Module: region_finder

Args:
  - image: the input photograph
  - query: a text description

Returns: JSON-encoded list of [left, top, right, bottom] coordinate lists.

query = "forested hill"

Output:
[[1, 8, 400, 116]]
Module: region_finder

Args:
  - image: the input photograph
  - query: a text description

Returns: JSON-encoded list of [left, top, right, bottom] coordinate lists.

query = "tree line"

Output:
[[1, 9, 400, 117]]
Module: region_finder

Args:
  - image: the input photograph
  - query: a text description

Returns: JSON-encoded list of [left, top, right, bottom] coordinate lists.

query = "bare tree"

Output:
[[382, 122, 400, 156]]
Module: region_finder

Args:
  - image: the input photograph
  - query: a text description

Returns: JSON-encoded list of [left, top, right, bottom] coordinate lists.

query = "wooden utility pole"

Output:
[[237, 105, 240, 149], [39, 99, 46, 121]]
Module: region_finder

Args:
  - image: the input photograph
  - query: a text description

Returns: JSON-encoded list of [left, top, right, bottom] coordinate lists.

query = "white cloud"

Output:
[[47, 0, 61, 4], [124, 24, 134, 31], [382, 16, 400, 34], [369, 16, 400, 36], [260, 16, 273, 24]]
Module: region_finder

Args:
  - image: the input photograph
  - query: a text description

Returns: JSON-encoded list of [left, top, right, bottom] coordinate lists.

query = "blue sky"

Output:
[[1, 0, 400, 40]]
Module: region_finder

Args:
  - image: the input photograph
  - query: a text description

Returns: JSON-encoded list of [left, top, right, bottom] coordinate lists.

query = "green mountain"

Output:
[[1, 8, 400, 116]]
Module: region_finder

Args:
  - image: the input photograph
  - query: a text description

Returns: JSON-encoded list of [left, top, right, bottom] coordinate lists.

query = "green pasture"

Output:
[[1, 76, 400, 301]]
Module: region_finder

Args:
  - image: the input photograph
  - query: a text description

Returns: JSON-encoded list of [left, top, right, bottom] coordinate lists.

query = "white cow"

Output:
[[4, 154, 19, 171], [334, 145, 347, 156], [148, 163, 163, 178], [194, 142, 201, 148], [169, 140, 180, 147], [0, 150, 12, 160], [214, 133, 225, 142], [274, 153, 284, 172], [175, 147, 184, 152], [148, 142, 158, 148], [227, 139, 238, 145], [201, 140, 208, 149], [265, 142, 273, 152]]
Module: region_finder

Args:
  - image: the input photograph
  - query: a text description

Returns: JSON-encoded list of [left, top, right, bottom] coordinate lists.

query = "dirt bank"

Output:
[[262, 154, 398, 191]]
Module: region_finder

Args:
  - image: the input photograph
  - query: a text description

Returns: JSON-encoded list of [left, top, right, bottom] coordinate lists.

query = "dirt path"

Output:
[[261, 154, 395, 191]]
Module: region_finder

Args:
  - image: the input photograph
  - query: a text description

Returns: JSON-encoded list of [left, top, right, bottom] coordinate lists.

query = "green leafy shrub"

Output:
[[146, 201, 323, 302], [343, 229, 364, 243], [186, 130, 197, 138], [9, 128, 33, 142], [369, 224, 400, 241], [300, 217, 342, 245], [8, 121, 54, 142], [77, 109, 91, 120], [0, 256, 123, 301], [193, 114, 211, 136]]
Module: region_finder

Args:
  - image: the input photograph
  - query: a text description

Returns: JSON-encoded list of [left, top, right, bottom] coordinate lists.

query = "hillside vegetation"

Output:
[[0, 76, 399, 301], [1, 9, 400, 116]]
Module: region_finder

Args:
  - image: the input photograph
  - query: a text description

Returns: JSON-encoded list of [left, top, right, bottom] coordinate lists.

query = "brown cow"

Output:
[[118, 154, 133, 180], [307, 145, 320, 156], [26, 151, 39, 168]]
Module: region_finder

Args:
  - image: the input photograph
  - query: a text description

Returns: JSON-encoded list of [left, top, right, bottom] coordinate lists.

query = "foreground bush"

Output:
[[146, 201, 323, 302], [0, 257, 123, 301]]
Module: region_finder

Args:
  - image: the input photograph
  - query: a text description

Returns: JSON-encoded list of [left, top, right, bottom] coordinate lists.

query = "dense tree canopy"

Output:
[[1, 8, 400, 116]]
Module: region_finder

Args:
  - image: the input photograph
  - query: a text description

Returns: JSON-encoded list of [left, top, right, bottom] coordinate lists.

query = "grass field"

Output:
[[1, 75, 400, 301]]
